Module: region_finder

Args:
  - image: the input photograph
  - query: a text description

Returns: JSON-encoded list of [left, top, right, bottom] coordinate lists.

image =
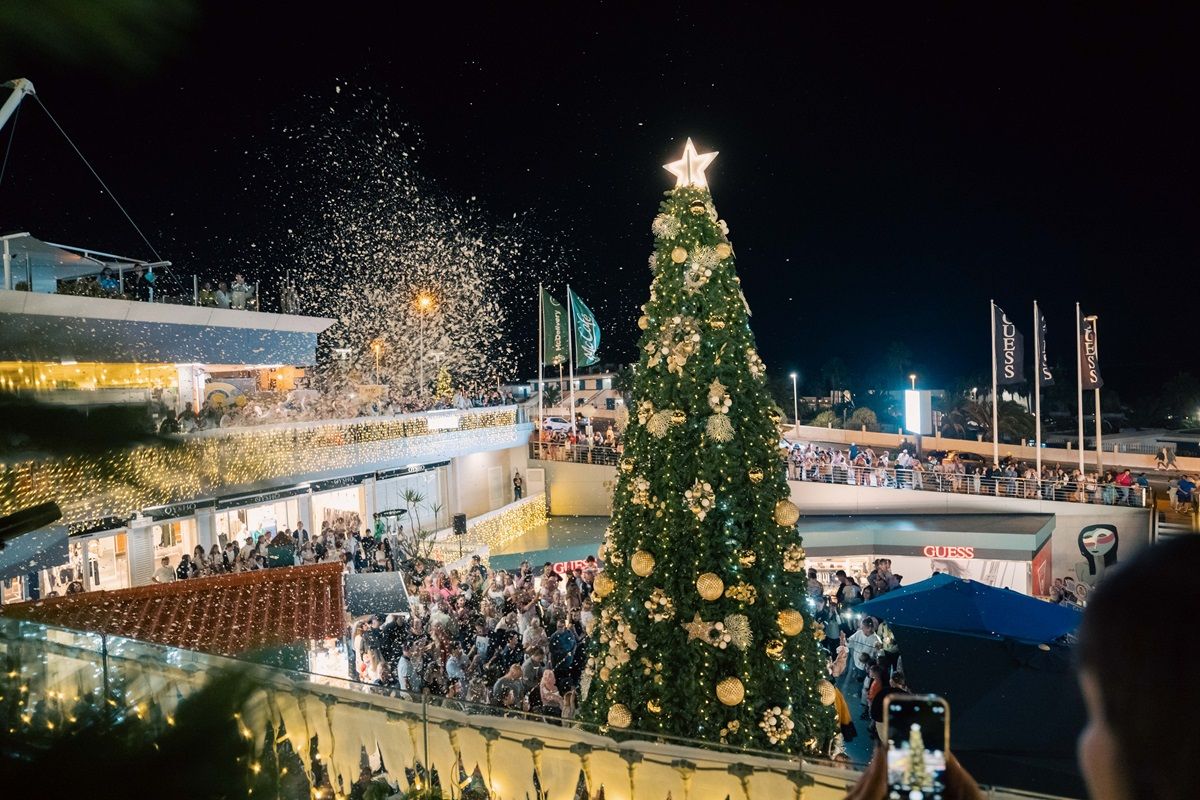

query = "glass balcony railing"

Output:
[[0, 618, 1071, 800]]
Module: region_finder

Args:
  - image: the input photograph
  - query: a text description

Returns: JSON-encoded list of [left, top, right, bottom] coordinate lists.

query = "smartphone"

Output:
[[882, 693, 950, 800]]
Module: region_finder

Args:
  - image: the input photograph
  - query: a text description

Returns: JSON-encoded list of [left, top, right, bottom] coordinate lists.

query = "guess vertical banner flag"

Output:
[[541, 288, 569, 366], [568, 288, 601, 367], [1079, 314, 1103, 389], [993, 304, 1024, 385], [1037, 308, 1054, 386]]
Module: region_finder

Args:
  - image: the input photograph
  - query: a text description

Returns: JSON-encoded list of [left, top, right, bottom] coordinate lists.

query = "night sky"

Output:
[[1, 5, 1195, 399]]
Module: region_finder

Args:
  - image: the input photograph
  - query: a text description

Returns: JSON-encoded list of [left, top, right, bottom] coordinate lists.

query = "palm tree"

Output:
[[938, 396, 1035, 443]]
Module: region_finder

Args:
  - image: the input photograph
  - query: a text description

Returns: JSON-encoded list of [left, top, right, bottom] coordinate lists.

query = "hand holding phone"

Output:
[[883, 694, 950, 800]]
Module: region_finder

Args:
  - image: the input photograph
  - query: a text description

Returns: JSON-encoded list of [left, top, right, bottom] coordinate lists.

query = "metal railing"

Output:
[[528, 440, 621, 466], [788, 462, 1149, 507]]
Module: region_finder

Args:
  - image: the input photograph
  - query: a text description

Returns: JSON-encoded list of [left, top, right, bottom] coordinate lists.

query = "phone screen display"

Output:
[[885, 696, 948, 800]]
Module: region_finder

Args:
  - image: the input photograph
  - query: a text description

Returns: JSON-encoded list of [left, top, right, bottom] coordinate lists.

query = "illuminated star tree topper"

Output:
[[663, 137, 718, 188]]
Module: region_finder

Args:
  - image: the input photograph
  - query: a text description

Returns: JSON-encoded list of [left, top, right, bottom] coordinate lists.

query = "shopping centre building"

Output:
[[0, 238, 533, 602]]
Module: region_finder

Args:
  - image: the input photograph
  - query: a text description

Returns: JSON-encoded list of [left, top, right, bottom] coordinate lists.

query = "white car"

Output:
[[540, 416, 574, 433]]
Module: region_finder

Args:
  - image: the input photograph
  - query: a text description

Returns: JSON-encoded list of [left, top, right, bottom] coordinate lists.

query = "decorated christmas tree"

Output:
[[581, 139, 836, 752]]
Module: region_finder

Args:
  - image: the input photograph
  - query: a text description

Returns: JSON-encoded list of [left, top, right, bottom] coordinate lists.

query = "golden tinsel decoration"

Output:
[[620, 458, 635, 473], [782, 543, 805, 572], [647, 699, 663, 714], [608, 704, 632, 728], [774, 500, 800, 527], [646, 411, 672, 438], [631, 550, 656, 577], [706, 413, 735, 442], [765, 639, 785, 661], [723, 613, 752, 649], [715, 242, 732, 259], [817, 679, 837, 706], [708, 314, 726, 329], [696, 572, 724, 601], [637, 315, 650, 330], [670, 409, 687, 425], [716, 676, 745, 706], [593, 572, 615, 598], [671, 246, 688, 263], [748, 467, 764, 483], [688, 199, 707, 215], [738, 549, 757, 567], [778, 609, 805, 636]]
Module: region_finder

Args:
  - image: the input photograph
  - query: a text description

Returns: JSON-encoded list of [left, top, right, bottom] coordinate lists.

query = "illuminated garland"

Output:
[[0, 409, 523, 531], [431, 495, 548, 561]]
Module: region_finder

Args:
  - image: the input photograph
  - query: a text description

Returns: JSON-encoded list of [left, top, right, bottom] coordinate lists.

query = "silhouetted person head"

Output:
[[1077, 536, 1200, 800]]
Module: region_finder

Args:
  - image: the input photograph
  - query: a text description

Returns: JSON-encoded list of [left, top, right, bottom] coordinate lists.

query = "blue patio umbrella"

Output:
[[857, 573, 1082, 643]]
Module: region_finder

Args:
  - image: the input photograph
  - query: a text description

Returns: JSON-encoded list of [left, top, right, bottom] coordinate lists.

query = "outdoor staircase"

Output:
[[1155, 498, 1197, 540]]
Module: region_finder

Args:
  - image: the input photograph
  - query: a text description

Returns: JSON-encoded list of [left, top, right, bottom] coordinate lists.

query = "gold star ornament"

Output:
[[663, 137, 718, 188]]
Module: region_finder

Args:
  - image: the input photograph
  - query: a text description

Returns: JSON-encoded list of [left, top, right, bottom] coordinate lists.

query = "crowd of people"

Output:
[[151, 386, 516, 434], [531, 424, 622, 464], [786, 442, 1149, 506], [347, 557, 598, 721]]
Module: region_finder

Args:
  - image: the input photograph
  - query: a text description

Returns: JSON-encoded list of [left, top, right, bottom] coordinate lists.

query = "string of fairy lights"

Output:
[[0, 408, 521, 531], [429, 496, 548, 561]]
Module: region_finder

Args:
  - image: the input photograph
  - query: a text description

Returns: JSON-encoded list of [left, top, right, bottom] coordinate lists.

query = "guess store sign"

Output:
[[922, 545, 976, 559], [551, 559, 592, 575]]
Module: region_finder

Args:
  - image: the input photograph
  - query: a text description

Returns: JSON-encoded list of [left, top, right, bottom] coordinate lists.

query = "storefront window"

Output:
[[88, 534, 130, 591], [375, 469, 448, 533], [216, 499, 300, 546], [312, 487, 365, 537], [152, 521, 197, 565]]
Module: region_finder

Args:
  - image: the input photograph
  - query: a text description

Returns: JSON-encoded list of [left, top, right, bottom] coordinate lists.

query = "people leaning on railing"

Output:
[[530, 428, 623, 464], [783, 442, 1150, 506]]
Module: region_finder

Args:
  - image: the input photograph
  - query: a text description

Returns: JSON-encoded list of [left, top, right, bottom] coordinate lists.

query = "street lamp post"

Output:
[[414, 292, 437, 398], [789, 372, 799, 438]]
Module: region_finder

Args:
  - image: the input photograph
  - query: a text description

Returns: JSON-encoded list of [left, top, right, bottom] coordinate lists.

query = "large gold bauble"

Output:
[[593, 572, 615, 598], [748, 467, 764, 483], [715, 242, 732, 259], [765, 639, 785, 660], [608, 704, 632, 728], [647, 699, 663, 714], [716, 677, 745, 706], [778, 609, 805, 636], [620, 458, 635, 473], [637, 315, 650, 330], [671, 246, 688, 264], [774, 500, 801, 527], [631, 550, 656, 577], [688, 199, 707, 215], [817, 679, 837, 706], [696, 572, 725, 601]]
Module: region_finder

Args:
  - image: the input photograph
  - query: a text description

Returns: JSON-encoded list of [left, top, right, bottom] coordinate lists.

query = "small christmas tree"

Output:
[[434, 366, 453, 401], [906, 724, 932, 789], [581, 140, 835, 752]]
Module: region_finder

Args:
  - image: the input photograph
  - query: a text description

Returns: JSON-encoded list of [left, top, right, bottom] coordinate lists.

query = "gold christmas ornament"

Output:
[[812, 625, 826, 643], [646, 411, 672, 438], [696, 572, 725, 601], [671, 246, 688, 264], [631, 550, 656, 577], [599, 666, 611, 681], [782, 543, 806, 572], [637, 315, 650, 330], [670, 409, 687, 425], [620, 457, 635, 473], [817, 679, 837, 706], [765, 639, 785, 661], [706, 413, 735, 442], [607, 704, 632, 728], [748, 467, 764, 483], [688, 199, 707, 215], [715, 242, 732, 259], [725, 581, 758, 604], [716, 676, 745, 706], [777, 609, 805, 636], [774, 500, 801, 527], [738, 549, 757, 567], [593, 572, 615, 598], [647, 699, 663, 714], [707, 315, 726, 329]]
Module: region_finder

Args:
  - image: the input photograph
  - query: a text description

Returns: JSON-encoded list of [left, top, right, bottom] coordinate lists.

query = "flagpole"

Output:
[[1093, 316, 1103, 471], [1075, 302, 1085, 475], [567, 285, 577, 432], [538, 283, 544, 456], [990, 299, 999, 467], [1033, 300, 1042, 478]]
